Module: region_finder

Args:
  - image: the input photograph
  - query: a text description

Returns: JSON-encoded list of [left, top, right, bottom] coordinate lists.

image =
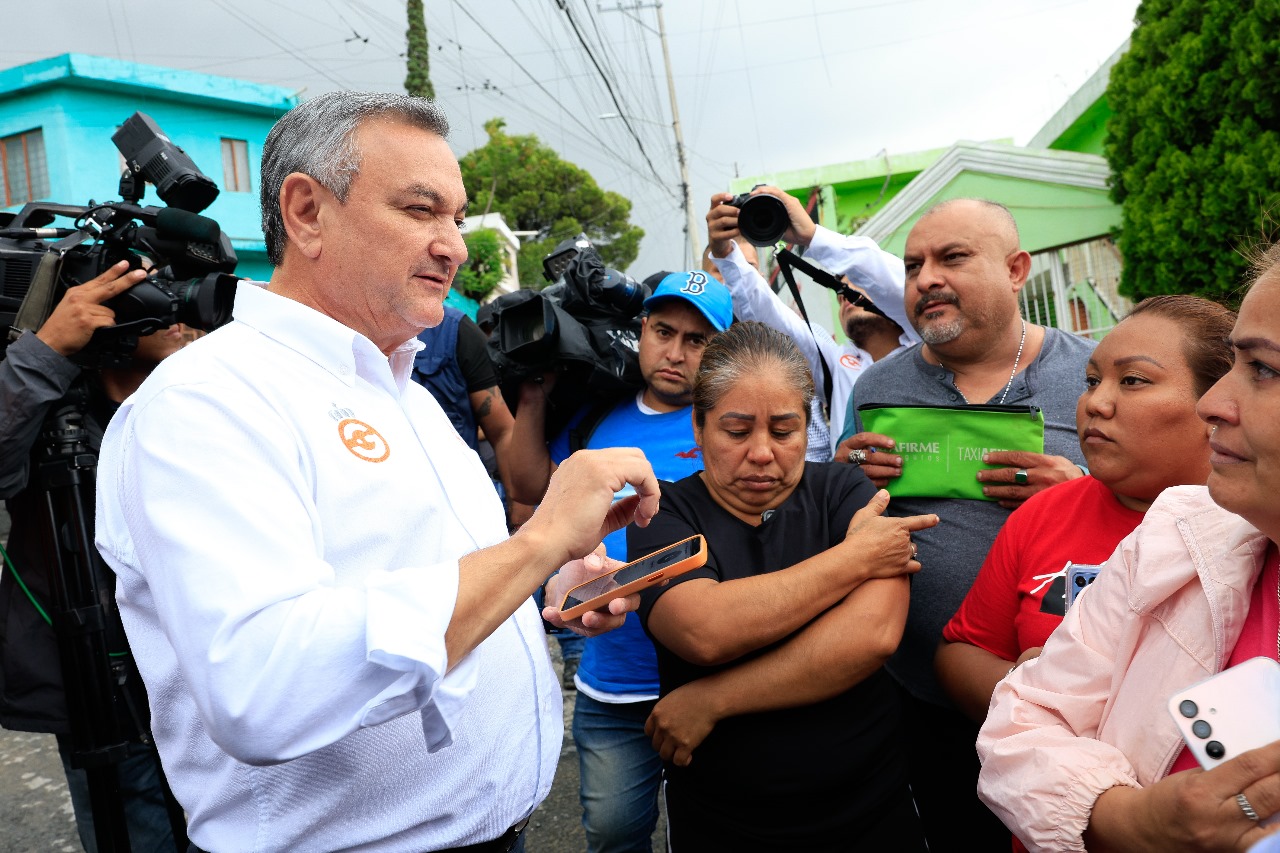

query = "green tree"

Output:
[[459, 119, 644, 288], [1106, 0, 1280, 304], [404, 0, 435, 99], [454, 228, 506, 302]]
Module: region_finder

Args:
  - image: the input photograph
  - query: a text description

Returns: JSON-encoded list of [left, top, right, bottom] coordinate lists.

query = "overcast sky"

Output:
[[2, 0, 1141, 279]]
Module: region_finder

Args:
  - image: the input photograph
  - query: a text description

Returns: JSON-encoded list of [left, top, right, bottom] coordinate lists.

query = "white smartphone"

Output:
[[1167, 656, 1280, 770]]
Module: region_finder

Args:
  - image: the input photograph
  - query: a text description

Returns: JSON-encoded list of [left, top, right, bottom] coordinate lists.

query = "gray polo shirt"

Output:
[[842, 327, 1097, 708]]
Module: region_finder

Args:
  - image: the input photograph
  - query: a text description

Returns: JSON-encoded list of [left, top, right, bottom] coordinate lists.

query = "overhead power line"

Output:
[[447, 0, 677, 200], [553, 0, 671, 192]]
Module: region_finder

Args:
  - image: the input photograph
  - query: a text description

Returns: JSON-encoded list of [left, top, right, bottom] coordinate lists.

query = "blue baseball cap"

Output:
[[642, 271, 733, 332]]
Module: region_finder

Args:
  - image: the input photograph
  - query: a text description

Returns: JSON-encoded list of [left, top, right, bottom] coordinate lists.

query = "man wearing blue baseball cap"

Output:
[[508, 270, 731, 853]]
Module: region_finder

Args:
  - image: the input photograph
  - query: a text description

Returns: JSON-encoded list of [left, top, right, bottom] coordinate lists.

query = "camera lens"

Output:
[[1191, 720, 1212, 739], [736, 194, 790, 247], [1178, 699, 1198, 718], [1206, 740, 1226, 760]]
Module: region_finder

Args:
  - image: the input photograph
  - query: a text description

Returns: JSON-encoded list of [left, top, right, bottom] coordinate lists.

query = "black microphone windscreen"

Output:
[[156, 207, 222, 244]]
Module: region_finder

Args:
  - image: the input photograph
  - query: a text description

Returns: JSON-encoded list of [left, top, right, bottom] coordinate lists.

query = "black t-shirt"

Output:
[[632, 463, 916, 847], [454, 312, 499, 393]]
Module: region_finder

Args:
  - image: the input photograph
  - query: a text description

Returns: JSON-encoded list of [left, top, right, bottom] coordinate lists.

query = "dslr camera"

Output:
[[727, 188, 790, 246], [0, 111, 238, 366]]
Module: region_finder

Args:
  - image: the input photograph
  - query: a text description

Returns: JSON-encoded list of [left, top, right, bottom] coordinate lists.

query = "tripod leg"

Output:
[[86, 764, 132, 852]]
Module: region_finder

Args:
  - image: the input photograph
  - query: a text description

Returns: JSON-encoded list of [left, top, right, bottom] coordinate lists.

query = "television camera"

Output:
[[1, 111, 238, 366], [0, 111, 234, 850], [484, 235, 650, 438]]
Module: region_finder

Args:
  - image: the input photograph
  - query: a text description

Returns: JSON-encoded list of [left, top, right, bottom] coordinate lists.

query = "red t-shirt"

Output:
[[943, 476, 1146, 658]]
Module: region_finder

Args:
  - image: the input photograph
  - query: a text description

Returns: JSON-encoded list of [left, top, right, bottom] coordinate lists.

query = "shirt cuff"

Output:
[[362, 560, 474, 750]]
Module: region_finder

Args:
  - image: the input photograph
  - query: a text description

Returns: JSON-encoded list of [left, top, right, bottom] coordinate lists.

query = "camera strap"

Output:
[[9, 252, 65, 343], [774, 248, 892, 322]]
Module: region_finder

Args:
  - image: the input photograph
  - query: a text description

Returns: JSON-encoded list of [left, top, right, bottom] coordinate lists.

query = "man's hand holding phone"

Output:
[[541, 547, 640, 637]]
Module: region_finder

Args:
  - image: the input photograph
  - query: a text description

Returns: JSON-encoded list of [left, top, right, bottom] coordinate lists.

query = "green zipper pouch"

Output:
[[856, 404, 1045, 501]]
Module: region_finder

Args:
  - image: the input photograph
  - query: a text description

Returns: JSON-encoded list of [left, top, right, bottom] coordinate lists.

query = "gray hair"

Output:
[[692, 321, 814, 427], [260, 91, 451, 266]]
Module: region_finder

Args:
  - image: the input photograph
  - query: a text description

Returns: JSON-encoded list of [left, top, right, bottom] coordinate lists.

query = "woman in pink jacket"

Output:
[[977, 243, 1280, 853]]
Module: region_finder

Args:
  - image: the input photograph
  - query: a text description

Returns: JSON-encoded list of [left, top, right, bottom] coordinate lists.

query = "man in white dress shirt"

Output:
[[95, 92, 659, 853]]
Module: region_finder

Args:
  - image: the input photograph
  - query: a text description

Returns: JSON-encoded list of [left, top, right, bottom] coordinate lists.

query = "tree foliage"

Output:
[[454, 228, 505, 301], [404, 0, 435, 100], [459, 119, 644, 289], [1106, 0, 1280, 304]]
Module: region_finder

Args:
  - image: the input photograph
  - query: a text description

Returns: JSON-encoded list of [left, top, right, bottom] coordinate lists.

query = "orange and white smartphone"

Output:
[[1167, 656, 1280, 771], [558, 534, 707, 621]]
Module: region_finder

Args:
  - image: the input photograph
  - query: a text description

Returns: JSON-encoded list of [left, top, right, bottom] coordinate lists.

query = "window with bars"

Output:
[[221, 138, 251, 192], [1, 128, 50, 206], [1020, 236, 1130, 341]]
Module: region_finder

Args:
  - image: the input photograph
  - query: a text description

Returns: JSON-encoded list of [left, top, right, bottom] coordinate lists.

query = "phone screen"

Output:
[[562, 537, 702, 611]]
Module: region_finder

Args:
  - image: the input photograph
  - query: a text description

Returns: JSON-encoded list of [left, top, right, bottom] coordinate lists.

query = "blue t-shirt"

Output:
[[550, 396, 703, 695]]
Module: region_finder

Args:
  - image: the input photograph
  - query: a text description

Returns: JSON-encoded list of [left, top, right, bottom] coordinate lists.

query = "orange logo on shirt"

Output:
[[338, 418, 390, 463], [840, 354, 862, 370]]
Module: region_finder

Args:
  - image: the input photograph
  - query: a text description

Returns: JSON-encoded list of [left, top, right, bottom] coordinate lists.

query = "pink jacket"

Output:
[[976, 486, 1269, 852]]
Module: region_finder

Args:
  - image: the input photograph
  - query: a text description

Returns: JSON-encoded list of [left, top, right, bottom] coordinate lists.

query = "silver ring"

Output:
[[1237, 792, 1261, 822], [910, 542, 918, 559], [848, 448, 868, 466], [1014, 469, 1030, 486]]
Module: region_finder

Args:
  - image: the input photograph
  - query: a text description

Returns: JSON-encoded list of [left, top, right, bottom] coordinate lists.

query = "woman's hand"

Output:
[[645, 680, 721, 767], [843, 490, 937, 580], [1085, 739, 1280, 852]]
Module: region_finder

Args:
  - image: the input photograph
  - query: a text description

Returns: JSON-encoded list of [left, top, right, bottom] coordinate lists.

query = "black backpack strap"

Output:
[[568, 400, 615, 453]]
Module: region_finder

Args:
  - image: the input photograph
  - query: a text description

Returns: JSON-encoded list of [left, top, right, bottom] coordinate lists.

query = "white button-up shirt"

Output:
[[96, 283, 560, 852]]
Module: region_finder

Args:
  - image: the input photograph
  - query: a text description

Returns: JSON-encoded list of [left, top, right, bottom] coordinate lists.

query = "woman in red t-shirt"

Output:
[[936, 295, 1235, 723]]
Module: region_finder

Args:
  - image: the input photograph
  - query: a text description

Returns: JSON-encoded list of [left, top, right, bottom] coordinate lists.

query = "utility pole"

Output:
[[600, 1, 699, 266]]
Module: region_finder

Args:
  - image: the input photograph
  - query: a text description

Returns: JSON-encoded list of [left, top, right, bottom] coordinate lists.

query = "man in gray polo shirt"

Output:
[[837, 198, 1095, 852]]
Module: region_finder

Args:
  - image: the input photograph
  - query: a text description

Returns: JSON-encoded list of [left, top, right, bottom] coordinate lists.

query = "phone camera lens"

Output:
[[1179, 699, 1199, 718], [1206, 741, 1226, 760], [1191, 720, 1212, 739]]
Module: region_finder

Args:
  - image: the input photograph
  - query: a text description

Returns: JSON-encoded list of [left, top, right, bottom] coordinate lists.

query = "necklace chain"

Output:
[[946, 319, 1027, 405]]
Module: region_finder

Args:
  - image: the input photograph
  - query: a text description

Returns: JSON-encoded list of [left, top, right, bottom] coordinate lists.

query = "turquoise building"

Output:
[[0, 53, 297, 282]]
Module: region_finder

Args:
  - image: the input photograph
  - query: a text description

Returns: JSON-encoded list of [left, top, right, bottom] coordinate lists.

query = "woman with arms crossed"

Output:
[[633, 321, 937, 851]]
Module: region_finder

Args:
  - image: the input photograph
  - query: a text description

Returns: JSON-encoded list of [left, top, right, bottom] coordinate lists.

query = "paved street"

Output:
[[0, 644, 664, 852], [0, 500, 663, 852]]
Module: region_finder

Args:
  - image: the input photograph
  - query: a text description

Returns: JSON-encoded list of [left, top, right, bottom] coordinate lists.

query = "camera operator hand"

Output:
[[707, 187, 818, 255], [748, 184, 817, 247], [35, 260, 147, 357], [706, 193, 745, 259]]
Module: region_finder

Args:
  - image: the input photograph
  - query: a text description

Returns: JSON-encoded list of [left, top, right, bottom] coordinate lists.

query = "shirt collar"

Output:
[[231, 281, 425, 395]]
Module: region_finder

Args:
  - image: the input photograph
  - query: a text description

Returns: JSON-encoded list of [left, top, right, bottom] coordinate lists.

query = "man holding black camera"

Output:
[[508, 271, 732, 853], [0, 260, 184, 852], [706, 188, 920, 451]]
